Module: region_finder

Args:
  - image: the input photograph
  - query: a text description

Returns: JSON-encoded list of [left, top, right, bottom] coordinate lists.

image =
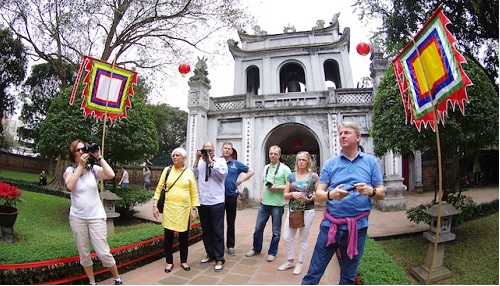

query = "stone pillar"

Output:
[[369, 43, 407, 211], [374, 151, 407, 211], [103, 190, 122, 236], [411, 203, 461, 284], [414, 150, 424, 193], [186, 57, 212, 167], [374, 174, 407, 211]]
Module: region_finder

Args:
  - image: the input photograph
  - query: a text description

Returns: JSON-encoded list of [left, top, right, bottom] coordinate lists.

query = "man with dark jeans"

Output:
[[221, 142, 254, 256], [246, 145, 291, 262], [193, 141, 228, 272], [301, 122, 385, 285]]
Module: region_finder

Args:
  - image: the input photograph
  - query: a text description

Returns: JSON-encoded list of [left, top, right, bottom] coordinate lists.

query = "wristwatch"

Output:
[[369, 188, 377, 198], [153, 204, 158, 207], [98, 157, 103, 162]]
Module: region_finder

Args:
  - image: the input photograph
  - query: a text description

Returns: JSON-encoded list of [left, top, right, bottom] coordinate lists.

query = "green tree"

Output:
[[17, 63, 68, 150], [39, 86, 158, 189], [0, 27, 27, 133], [1, 0, 253, 87], [148, 103, 187, 158], [353, 0, 499, 85], [371, 59, 498, 190]]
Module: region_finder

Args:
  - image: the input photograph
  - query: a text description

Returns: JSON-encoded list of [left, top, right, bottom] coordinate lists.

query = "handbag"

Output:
[[288, 172, 313, 228], [289, 210, 305, 228], [157, 167, 186, 213]]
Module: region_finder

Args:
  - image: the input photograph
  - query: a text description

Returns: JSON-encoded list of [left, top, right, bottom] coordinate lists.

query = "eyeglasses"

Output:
[[75, 148, 85, 153], [172, 154, 182, 157]]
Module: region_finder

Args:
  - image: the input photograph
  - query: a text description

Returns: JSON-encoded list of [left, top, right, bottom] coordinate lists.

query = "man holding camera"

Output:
[[192, 141, 228, 272], [246, 145, 291, 262]]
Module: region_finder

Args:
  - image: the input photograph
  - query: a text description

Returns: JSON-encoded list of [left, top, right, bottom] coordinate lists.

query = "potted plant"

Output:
[[0, 182, 25, 228]]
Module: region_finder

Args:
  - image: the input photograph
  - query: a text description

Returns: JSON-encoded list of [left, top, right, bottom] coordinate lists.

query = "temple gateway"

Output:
[[184, 14, 418, 211]]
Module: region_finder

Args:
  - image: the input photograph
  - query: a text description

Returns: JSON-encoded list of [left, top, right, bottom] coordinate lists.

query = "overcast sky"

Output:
[[150, 0, 380, 111]]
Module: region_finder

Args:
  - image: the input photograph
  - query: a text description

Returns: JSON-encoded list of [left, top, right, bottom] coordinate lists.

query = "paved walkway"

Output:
[[102, 185, 498, 285]]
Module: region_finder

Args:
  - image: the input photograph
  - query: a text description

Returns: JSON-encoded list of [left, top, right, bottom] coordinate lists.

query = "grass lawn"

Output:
[[377, 213, 499, 285], [0, 190, 164, 264], [0, 169, 52, 183]]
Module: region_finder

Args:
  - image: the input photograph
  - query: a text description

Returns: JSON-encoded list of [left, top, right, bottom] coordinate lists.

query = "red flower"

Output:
[[0, 182, 25, 208]]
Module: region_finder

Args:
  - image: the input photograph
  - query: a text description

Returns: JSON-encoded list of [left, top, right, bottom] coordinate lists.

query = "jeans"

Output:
[[199, 203, 225, 263], [252, 203, 284, 256], [225, 195, 238, 249], [302, 225, 367, 285]]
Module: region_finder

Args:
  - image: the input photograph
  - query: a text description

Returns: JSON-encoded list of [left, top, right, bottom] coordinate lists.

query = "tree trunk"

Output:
[[47, 159, 71, 190]]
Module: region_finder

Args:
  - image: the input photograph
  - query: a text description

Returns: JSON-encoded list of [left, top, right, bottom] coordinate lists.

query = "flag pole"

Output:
[[407, 24, 444, 285], [98, 56, 117, 200]]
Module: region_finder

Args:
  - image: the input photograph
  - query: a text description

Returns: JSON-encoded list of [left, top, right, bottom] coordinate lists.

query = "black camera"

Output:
[[265, 181, 273, 188], [83, 143, 99, 153], [200, 149, 208, 156]]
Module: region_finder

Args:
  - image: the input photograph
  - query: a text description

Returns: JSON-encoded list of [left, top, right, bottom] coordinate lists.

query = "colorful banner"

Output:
[[392, 6, 472, 131], [70, 56, 137, 122]]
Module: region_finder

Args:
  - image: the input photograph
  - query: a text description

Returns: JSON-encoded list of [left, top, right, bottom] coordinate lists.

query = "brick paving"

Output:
[[102, 185, 498, 285]]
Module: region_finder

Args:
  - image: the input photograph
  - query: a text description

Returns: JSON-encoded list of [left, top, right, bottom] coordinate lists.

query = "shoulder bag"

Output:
[[288, 172, 313, 228], [289, 210, 305, 228], [158, 167, 186, 213]]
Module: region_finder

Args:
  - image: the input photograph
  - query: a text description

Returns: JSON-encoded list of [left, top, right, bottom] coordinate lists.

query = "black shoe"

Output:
[[114, 279, 123, 285], [181, 263, 191, 271]]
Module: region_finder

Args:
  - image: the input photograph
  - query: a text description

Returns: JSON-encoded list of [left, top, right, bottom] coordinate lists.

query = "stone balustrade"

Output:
[[211, 88, 373, 111]]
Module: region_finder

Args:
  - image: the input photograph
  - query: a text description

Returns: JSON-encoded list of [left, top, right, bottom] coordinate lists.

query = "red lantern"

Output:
[[178, 63, 191, 77], [356, 42, 371, 56], [292, 138, 302, 148]]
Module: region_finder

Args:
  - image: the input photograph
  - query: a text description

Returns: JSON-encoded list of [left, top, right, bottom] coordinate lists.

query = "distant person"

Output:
[[246, 145, 291, 262], [63, 139, 123, 285], [153, 147, 200, 273], [278, 151, 318, 275], [118, 166, 129, 188], [39, 170, 47, 186], [221, 142, 255, 256], [302, 122, 385, 285], [193, 141, 228, 272], [143, 166, 152, 191]]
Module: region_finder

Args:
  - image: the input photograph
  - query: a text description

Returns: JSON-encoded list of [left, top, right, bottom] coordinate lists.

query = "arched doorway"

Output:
[[264, 123, 320, 173]]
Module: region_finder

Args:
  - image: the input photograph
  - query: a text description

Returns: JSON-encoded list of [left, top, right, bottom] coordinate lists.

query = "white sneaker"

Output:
[[245, 250, 257, 257], [293, 263, 303, 275], [266, 255, 276, 262], [278, 261, 295, 271]]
